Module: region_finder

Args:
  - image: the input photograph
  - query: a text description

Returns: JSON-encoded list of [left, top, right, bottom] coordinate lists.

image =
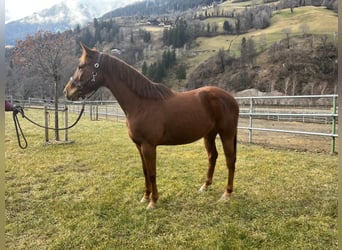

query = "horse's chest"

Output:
[[127, 118, 163, 145]]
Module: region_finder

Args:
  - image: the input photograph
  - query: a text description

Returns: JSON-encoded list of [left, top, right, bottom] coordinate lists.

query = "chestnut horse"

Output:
[[64, 43, 239, 209]]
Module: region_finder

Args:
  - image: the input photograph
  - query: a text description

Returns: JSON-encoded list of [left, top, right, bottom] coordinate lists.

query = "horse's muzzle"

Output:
[[63, 81, 80, 101]]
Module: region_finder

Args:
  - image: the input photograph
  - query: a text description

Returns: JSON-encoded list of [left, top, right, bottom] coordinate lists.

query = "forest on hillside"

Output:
[[188, 35, 337, 94]]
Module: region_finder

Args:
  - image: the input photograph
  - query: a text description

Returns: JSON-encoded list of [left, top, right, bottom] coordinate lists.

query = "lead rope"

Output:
[[12, 102, 86, 149], [12, 110, 28, 149], [22, 102, 85, 130]]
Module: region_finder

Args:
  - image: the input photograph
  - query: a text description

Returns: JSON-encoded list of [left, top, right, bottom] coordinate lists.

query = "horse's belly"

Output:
[[160, 116, 214, 145]]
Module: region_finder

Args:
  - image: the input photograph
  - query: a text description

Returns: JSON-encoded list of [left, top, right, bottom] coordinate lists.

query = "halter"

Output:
[[69, 52, 103, 93]]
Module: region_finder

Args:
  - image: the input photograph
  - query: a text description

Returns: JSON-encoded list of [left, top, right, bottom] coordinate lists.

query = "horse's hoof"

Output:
[[140, 197, 149, 203], [199, 184, 208, 192], [219, 192, 232, 201], [146, 202, 156, 210]]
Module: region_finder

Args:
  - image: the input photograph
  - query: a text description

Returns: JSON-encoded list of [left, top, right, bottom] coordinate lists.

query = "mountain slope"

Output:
[[5, 0, 137, 45], [102, 0, 213, 18]]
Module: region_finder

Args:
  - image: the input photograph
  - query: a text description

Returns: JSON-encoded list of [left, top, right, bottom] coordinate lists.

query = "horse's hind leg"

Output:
[[199, 130, 218, 192], [220, 132, 237, 200]]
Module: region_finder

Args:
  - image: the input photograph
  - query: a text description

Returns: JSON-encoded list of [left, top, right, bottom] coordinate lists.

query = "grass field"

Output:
[[5, 111, 337, 249]]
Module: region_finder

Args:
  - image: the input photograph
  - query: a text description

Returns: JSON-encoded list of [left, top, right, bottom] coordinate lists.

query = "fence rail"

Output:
[[6, 94, 338, 153], [235, 94, 338, 153]]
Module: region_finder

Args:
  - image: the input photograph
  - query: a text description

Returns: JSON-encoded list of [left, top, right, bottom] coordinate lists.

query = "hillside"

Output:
[[108, 4, 338, 95], [186, 6, 338, 95], [189, 37, 337, 94], [5, 1, 338, 99], [188, 5, 338, 67]]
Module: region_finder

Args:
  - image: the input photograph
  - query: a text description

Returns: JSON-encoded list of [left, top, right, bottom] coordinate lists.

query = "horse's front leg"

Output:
[[140, 143, 158, 209], [136, 144, 151, 203]]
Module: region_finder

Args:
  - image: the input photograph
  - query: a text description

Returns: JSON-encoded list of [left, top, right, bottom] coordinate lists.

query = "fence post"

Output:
[[90, 104, 93, 120], [331, 95, 337, 154], [248, 98, 254, 143], [44, 106, 49, 142], [64, 105, 68, 142]]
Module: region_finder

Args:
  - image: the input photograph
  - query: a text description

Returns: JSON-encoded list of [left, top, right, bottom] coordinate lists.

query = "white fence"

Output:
[[235, 94, 338, 153], [6, 94, 339, 153]]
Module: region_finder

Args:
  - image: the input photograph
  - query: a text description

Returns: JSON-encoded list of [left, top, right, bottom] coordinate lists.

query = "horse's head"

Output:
[[64, 43, 103, 101]]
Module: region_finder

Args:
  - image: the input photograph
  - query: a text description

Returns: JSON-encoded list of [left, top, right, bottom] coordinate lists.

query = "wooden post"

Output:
[[64, 105, 68, 142], [44, 106, 49, 142], [90, 104, 93, 120], [248, 98, 254, 143]]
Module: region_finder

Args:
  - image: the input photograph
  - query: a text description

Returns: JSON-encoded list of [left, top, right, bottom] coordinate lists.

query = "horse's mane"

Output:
[[102, 53, 175, 100]]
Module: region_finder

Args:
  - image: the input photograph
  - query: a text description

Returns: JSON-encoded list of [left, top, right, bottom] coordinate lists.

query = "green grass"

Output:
[[5, 111, 337, 249]]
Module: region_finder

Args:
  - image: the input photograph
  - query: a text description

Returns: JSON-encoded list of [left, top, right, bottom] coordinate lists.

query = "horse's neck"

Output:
[[111, 80, 141, 116], [103, 63, 141, 116]]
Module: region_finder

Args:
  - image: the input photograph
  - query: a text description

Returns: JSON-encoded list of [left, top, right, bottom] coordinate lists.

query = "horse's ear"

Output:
[[80, 42, 90, 52], [80, 42, 97, 63], [80, 42, 85, 49], [80, 42, 97, 54]]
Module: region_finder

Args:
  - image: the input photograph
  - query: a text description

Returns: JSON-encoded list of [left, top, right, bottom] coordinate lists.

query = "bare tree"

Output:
[[282, 28, 292, 49], [13, 30, 69, 141], [320, 34, 328, 47]]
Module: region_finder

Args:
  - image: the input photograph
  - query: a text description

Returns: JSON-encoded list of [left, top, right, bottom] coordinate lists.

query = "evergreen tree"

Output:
[[235, 16, 241, 34], [74, 24, 81, 33], [162, 18, 188, 48], [156, 61, 166, 82], [207, 23, 211, 33], [223, 20, 232, 33], [162, 50, 170, 68], [130, 31, 134, 44], [240, 37, 248, 67], [83, 28, 95, 47], [176, 64, 187, 80], [171, 49, 176, 63], [93, 18, 99, 28], [94, 27, 102, 43], [143, 31, 151, 43], [147, 62, 157, 80], [142, 61, 148, 76], [247, 37, 257, 67]]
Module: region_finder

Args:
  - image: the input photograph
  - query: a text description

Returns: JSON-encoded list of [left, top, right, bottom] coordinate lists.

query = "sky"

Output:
[[5, 0, 63, 22]]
